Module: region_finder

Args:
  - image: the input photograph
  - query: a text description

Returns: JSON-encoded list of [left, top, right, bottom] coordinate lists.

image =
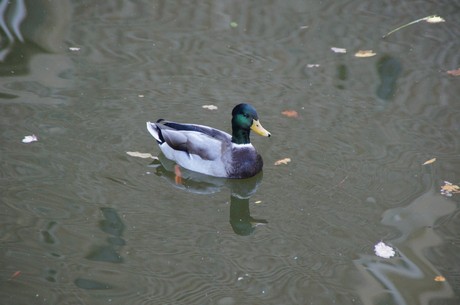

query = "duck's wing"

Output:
[[147, 121, 231, 161]]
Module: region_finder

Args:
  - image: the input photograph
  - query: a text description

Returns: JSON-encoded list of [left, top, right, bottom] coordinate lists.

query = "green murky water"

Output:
[[1, 1, 459, 304]]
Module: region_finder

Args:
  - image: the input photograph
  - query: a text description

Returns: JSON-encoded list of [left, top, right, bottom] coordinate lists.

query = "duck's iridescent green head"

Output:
[[231, 103, 271, 144]]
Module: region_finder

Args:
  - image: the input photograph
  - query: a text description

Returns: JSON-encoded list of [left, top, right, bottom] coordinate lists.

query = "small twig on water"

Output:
[[382, 15, 445, 38]]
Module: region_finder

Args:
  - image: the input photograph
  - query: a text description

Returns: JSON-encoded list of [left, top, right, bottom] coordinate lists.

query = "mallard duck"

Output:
[[146, 103, 271, 179]]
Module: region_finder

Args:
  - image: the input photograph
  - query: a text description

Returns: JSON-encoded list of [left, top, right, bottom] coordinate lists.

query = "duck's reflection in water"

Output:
[[150, 154, 267, 236]]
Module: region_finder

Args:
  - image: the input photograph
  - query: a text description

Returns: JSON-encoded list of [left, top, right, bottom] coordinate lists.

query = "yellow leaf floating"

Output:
[[441, 182, 459, 192], [126, 151, 158, 159], [422, 158, 436, 165], [434, 275, 446, 282], [440, 181, 460, 197], [281, 110, 299, 118], [355, 50, 376, 58], [274, 158, 291, 165]]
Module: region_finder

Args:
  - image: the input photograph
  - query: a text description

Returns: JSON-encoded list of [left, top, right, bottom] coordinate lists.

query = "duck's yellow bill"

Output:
[[251, 119, 271, 137]]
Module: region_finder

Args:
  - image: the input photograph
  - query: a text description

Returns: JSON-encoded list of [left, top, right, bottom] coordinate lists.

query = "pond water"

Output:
[[1, 1, 459, 304]]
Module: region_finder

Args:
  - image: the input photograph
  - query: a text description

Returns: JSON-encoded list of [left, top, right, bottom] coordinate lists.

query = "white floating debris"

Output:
[[202, 105, 218, 110], [69, 47, 80, 51], [126, 151, 158, 159], [374, 241, 395, 258], [425, 15, 445, 23], [306, 64, 320, 68], [331, 47, 347, 54], [22, 134, 38, 143]]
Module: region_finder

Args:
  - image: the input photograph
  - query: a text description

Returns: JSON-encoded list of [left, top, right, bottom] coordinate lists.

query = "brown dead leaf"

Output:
[[355, 50, 376, 58], [447, 68, 460, 76], [274, 158, 291, 165], [434, 275, 446, 282], [9, 271, 21, 281], [422, 158, 436, 165], [281, 110, 299, 118]]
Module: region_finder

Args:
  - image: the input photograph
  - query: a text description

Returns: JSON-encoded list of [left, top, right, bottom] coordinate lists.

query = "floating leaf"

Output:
[[202, 104, 218, 110], [22, 134, 38, 143], [274, 158, 291, 165], [422, 158, 436, 165], [281, 110, 299, 118], [355, 50, 376, 58], [447, 68, 460, 76], [374, 241, 395, 258], [230, 22, 238, 28], [126, 151, 158, 159], [331, 47, 347, 54], [254, 200, 262, 204], [434, 275, 446, 282], [440, 181, 460, 197], [9, 271, 21, 281]]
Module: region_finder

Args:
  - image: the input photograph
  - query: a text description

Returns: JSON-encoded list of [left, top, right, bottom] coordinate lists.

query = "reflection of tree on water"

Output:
[[353, 174, 455, 305], [0, 0, 71, 64], [77, 208, 125, 290], [151, 154, 268, 236], [0, 0, 26, 61], [85, 207, 125, 263]]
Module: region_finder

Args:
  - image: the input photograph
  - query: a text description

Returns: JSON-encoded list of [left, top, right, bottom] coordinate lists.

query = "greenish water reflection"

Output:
[[1, 0, 459, 304], [152, 155, 268, 236]]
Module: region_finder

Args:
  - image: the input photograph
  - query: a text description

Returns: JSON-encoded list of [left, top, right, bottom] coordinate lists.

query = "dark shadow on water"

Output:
[[150, 154, 268, 236], [0, 0, 70, 71], [85, 207, 126, 263], [376, 55, 402, 108]]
